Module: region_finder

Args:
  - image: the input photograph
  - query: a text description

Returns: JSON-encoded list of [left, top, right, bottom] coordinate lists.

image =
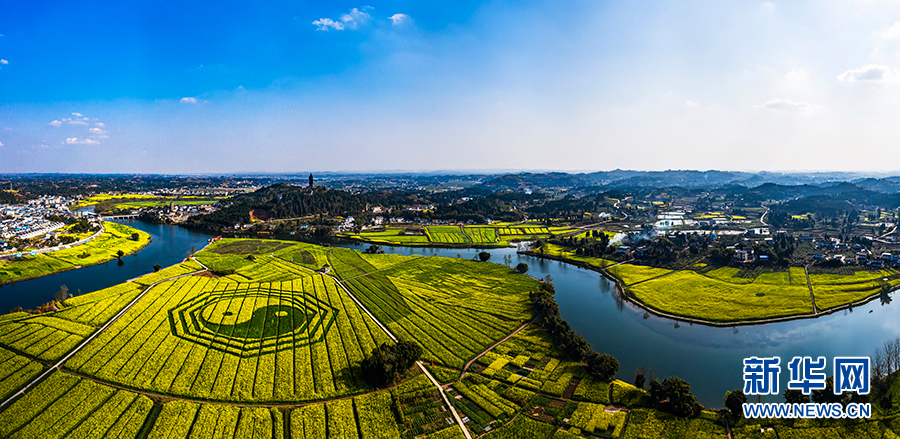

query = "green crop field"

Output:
[[114, 200, 215, 209], [0, 221, 151, 284], [339, 224, 576, 247], [425, 226, 471, 244], [64, 274, 391, 402], [338, 255, 538, 368], [2, 237, 898, 438]]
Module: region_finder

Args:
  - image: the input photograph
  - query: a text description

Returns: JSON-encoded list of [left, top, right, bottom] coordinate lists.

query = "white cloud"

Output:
[[71, 112, 82, 117], [389, 13, 409, 25], [684, 100, 701, 109], [48, 120, 63, 127], [88, 127, 109, 138], [180, 97, 198, 104], [94, 122, 105, 128], [0, 59, 7, 65], [878, 22, 900, 39], [313, 18, 345, 31], [837, 64, 898, 84], [65, 137, 100, 145], [0, 141, 4, 147], [340, 8, 371, 29], [758, 97, 823, 113], [782, 67, 811, 88], [314, 7, 371, 31]]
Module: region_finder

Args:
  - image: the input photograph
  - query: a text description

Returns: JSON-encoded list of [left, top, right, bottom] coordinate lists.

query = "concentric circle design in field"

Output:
[[169, 286, 337, 357]]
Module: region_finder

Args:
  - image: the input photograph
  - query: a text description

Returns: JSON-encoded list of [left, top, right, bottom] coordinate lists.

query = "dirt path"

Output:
[[804, 265, 819, 314], [460, 318, 535, 380], [0, 264, 208, 409]]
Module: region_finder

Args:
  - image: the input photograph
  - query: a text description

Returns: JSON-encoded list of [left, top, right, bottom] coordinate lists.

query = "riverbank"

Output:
[[519, 249, 900, 327], [0, 222, 152, 285]]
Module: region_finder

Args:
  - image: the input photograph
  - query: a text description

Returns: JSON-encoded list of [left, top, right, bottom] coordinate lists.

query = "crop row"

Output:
[[222, 256, 313, 283], [0, 314, 94, 361], [482, 415, 555, 439], [454, 381, 518, 418], [64, 274, 387, 402], [0, 371, 153, 439], [463, 227, 499, 244], [56, 282, 147, 326], [328, 247, 380, 280], [0, 347, 43, 400], [344, 256, 536, 368]]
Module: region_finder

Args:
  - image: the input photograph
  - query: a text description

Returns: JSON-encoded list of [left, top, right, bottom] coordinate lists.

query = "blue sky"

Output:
[[2, 0, 900, 173]]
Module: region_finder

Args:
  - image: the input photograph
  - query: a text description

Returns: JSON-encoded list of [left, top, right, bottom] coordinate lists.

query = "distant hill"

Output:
[[478, 170, 900, 191], [184, 184, 420, 231]]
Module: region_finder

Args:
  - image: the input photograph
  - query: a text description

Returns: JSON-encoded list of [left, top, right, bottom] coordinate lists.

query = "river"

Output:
[[314, 238, 899, 407], [3, 222, 897, 407]]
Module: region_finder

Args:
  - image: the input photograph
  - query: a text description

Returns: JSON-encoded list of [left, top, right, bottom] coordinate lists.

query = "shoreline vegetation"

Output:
[[519, 247, 900, 327], [0, 221, 152, 286]]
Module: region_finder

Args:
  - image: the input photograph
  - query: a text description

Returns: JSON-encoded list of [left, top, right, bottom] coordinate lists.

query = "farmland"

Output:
[[524, 245, 900, 324], [71, 193, 221, 211], [2, 237, 899, 438], [0, 221, 152, 284], [338, 223, 577, 248]]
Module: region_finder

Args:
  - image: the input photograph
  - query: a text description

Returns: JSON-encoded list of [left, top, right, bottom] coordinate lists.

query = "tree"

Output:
[[783, 389, 810, 405], [811, 377, 840, 404], [130, 232, 140, 241], [478, 251, 491, 262], [360, 341, 423, 388], [585, 352, 619, 381], [515, 262, 529, 274], [650, 377, 700, 417], [153, 264, 162, 272], [634, 370, 646, 389], [116, 249, 125, 259], [54, 285, 70, 302], [365, 244, 384, 254], [393, 340, 423, 370], [724, 390, 747, 417]]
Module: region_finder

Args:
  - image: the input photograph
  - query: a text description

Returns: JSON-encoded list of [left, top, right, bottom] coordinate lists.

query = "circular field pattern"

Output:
[[169, 286, 336, 356]]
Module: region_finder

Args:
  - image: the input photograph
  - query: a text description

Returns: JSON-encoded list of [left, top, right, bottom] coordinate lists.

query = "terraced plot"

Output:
[[425, 226, 471, 244]]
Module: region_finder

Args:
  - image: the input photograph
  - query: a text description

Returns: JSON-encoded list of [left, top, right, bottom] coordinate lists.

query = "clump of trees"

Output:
[[724, 389, 747, 417], [365, 244, 385, 254], [649, 376, 701, 417], [360, 340, 423, 387], [870, 337, 900, 409]]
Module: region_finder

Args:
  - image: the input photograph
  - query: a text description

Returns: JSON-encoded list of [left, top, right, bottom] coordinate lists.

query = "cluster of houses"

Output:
[[0, 196, 76, 241]]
